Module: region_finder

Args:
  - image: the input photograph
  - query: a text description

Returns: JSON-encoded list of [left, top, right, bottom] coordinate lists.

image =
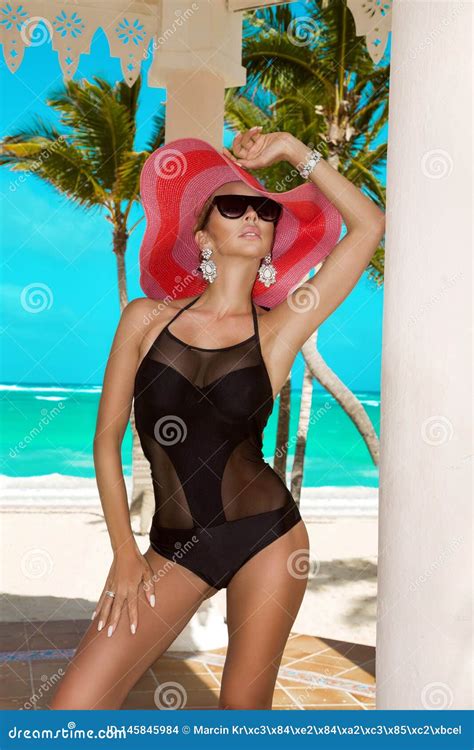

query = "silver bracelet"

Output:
[[298, 147, 322, 180]]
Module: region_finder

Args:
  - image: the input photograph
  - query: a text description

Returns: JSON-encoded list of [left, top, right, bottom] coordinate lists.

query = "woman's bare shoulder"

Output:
[[120, 296, 196, 341]]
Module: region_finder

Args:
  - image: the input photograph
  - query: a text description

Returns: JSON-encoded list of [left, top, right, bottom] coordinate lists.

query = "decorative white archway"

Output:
[[0, 1, 391, 81], [0, 1, 392, 143]]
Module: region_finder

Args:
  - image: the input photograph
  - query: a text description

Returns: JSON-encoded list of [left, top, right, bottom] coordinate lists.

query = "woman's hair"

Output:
[[193, 195, 214, 234]]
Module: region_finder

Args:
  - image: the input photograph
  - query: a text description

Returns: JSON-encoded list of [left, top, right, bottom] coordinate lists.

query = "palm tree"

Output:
[[0, 75, 165, 531], [291, 362, 314, 506], [224, 0, 388, 494]]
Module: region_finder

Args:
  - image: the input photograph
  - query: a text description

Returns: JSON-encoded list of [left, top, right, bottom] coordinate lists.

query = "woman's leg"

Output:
[[218, 520, 309, 710], [49, 547, 218, 710]]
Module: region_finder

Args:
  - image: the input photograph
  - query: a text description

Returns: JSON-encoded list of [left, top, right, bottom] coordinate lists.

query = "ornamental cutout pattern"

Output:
[[0, 0, 391, 86]]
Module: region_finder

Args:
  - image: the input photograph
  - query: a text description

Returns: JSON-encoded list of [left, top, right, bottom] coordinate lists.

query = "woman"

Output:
[[50, 128, 385, 710]]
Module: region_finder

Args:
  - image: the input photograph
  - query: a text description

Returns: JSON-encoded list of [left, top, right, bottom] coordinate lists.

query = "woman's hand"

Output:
[[92, 544, 156, 637], [223, 127, 307, 170]]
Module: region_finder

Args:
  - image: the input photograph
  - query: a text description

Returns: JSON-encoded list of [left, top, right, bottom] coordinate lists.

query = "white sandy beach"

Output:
[[0, 475, 378, 648]]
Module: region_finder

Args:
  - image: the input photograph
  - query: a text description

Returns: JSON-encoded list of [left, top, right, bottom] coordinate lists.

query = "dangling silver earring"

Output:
[[198, 246, 217, 283], [258, 253, 277, 287]]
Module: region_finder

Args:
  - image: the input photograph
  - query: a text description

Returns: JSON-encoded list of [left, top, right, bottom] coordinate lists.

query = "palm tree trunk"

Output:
[[290, 362, 313, 507], [301, 333, 379, 464], [273, 374, 291, 484], [128, 408, 156, 534], [113, 222, 155, 534], [113, 225, 129, 312]]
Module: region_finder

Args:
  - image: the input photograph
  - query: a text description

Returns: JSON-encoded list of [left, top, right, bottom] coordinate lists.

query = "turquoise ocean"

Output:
[[1, 384, 380, 487]]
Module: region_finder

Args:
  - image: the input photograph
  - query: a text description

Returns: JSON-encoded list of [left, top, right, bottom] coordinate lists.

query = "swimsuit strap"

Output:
[[164, 293, 261, 352], [250, 298, 260, 342], [168, 294, 259, 336], [251, 298, 267, 368], [163, 294, 202, 332]]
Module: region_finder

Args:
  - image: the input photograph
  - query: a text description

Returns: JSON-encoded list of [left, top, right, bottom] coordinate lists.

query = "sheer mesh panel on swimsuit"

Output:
[[133, 296, 293, 534]]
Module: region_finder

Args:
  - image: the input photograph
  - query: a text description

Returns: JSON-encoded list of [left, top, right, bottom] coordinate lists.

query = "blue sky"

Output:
[[0, 13, 387, 391]]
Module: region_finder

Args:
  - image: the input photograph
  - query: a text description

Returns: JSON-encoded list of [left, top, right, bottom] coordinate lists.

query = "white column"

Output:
[[157, 69, 230, 146], [376, 1, 472, 708], [148, 0, 247, 147]]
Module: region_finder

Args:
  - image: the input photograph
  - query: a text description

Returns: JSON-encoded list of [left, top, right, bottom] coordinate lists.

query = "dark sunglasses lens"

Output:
[[256, 199, 282, 222], [215, 195, 282, 222], [215, 195, 247, 218]]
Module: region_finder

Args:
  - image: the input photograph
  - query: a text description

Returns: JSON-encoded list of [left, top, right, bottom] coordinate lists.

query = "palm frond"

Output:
[[226, 0, 388, 281], [1, 135, 107, 207], [115, 151, 148, 203], [146, 109, 166, 153], [46, 78, 135, 187]]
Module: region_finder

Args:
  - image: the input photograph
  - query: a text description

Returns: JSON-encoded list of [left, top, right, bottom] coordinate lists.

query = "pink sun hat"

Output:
[[138, 137, 343, 308]]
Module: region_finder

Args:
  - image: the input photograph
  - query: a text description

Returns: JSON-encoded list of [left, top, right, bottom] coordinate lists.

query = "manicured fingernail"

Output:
[[91, 610, 96, 620], [150, 594, 156, 607], [131, 623, 136, 635], [107, 625, 114, 638], [97, 620, 103, 631]]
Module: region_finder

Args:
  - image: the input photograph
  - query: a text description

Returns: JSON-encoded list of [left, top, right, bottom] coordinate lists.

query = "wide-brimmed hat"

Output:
[[138, 137, 342, 308]]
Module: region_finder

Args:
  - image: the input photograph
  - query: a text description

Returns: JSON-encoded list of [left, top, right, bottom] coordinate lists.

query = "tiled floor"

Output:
[[0, 620, 375, 710]]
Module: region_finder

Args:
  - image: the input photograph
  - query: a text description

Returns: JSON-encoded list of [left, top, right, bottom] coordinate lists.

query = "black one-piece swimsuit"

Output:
[[133, 294, 302, 590]]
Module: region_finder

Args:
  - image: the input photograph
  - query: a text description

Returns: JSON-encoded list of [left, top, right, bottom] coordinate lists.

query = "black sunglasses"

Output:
[[205, 194, 283, 224]]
